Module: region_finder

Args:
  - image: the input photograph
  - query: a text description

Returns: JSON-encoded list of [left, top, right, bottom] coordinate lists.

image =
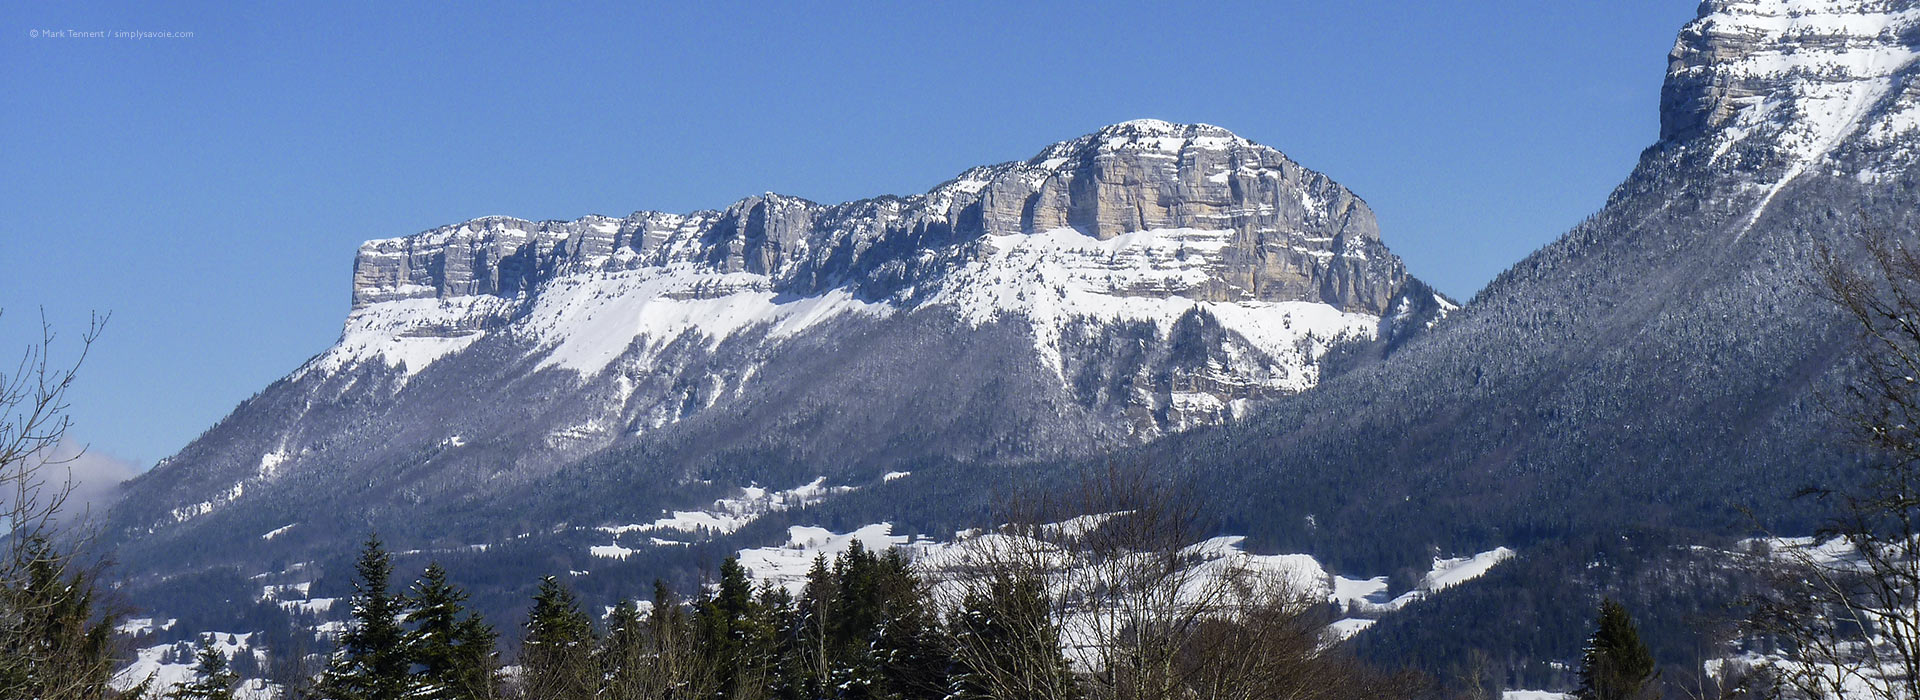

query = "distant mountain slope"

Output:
[[103, 120, 1443, 576], [1156, 0, 1920, 568]]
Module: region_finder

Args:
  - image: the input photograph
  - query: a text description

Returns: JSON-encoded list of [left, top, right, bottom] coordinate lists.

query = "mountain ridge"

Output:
[[104, 119, 1443, 578], [94, 1, 1920, 684], [1121, 0, 1920, 593]]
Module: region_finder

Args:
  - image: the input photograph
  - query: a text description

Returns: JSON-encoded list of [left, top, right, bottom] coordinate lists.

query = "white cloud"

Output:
[[14, 438, 143, 523]]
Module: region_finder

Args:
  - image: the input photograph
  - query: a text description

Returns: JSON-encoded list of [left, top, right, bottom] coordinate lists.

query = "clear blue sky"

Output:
[[1, 2, 1700, 466]]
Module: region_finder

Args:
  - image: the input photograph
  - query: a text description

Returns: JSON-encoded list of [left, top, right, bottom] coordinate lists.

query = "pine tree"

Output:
[[648, 579, 711, 700], [1577, 599, 1658, 700], [405, 562, 497, 700], [601, 598, 649, 700], [0, 535, 118, 699], [869, 549, 948, 699], [946, 573, 1077, 700], [755, 583, 807, 700], [522, 576, 596, 700], [318, 534, 415, 700], [793, 554, 837, 698], [698, 557, 775, 700], [171, 639, 240, 700], [450, 614, 499, 700], [824, 544, 951, 700], [832, 541, 881, 657]]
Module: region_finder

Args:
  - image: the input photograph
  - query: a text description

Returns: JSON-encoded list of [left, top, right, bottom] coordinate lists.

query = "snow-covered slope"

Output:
[[1666, 0, 1920, 176], [727, 520, 1512, 647], [1133, 0, 1920, 672], [320, 120, 1428, 425]]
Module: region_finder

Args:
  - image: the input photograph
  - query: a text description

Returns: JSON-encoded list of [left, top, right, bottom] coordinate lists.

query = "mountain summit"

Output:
[[1662, 0, 1920, 173], [1157, 0, 1920, 600], [106, 121, 1442, 574]]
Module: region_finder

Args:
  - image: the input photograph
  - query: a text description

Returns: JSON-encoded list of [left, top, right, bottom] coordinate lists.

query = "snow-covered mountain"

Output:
[[330, 119, 1423, 418], [100, 0, 1920, 686], [1138, 0, 1920, 668], [1662, 0, 1920, 179], [103, 120, 1443, 575]]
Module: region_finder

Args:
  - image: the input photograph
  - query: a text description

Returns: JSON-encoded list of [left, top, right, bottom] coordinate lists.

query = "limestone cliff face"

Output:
[[349, 120, 1409, 316], [970, 121, 1401, 312], [100, 121, 1448, 588], [1658, 0, 1920, 174]]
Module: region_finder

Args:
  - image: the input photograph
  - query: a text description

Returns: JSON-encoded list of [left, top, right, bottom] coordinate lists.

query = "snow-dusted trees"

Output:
[[404, 563, 497, 700], [170, 640, 240, 700], [315, 539, 497, 700], [944, 568, 1076, 700], [297, 469, 1423, 700], [520, 576, 597, 700], [641, 579, 713, 700], [1733, 232, 1920, 700], [692, 558, 783, 700], [317, 536, 413, 700], [791, 544, 946, 699]]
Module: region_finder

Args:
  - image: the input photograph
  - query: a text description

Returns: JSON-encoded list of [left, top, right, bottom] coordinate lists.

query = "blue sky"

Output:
[[2, 2, 1699, 465]]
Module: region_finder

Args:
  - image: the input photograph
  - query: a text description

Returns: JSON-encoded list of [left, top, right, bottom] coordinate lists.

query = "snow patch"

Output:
[[169, 480, 245, 524], [256, 450, 289, 479], [731, 519, 1512, 642], [296, 295, 507, 382], [113, 632, 278, 700], [590, 477, 855, 559], [260, 523, 296, 541], [1326, 618, 1376, 640], [115, 617, 177, 636], [930, 227, 1377, 390], [737, 524, 912, 595], [525, 267, 887, 377]]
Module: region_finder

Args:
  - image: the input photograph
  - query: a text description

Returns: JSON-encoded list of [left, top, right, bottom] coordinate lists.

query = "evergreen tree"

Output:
[[822, 544, 949, 700], [946, 573, 1077, 700], [869, 549, 948, 699], [648, 579, 711, 700], [404, 562, 497, 700], [601, 598, 649, 700], [522, 576, 597, 700], [832, 541, 882, 658], [318, 534, 415, 700], [755, 583, 809, 700], [698, 557, 775, 700], [171, 639, 240, 700], [449, 615, 500, 700], [0, 535, 118, 699], [793, 554, 838, 698], [1577, 599, 1658, 700], [767, 546, 952, 700]]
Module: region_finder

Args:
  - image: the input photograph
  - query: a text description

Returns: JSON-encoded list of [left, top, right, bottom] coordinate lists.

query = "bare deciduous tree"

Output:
[[1734, 233, 1920, 699], [0, 310, 124, 699], [935, 465, 1422, 700]]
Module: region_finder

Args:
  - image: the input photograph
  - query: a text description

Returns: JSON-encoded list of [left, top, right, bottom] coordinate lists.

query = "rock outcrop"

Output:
[[1660, 0, 1920, 173], [349, 120, 1407, 316]]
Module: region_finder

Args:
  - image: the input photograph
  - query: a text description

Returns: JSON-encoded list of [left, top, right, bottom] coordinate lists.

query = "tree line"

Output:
[[162, 533, 1683, 700], [200, 465, 1422, 699]]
